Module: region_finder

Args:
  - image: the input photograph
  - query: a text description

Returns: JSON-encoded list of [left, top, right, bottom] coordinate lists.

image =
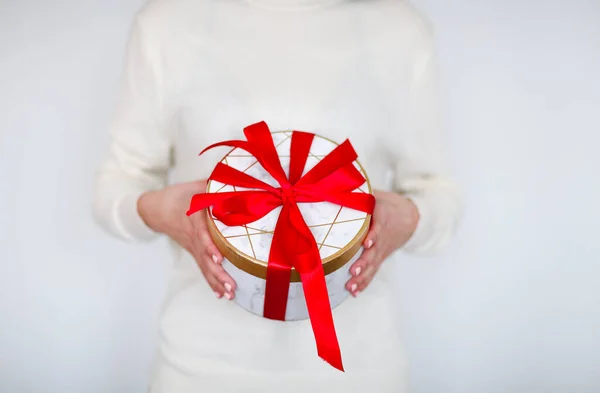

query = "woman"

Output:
[[93, 0, 461, 391]]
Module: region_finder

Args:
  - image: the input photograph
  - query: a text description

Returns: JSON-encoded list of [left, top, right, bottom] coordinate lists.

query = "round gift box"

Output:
[[206, 131, 372, 321]]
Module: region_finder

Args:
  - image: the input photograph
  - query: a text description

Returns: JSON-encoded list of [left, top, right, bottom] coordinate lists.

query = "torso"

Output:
[[146, 0, 428, 390]]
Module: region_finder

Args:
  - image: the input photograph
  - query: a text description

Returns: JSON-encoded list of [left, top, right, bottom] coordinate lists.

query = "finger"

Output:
[[346, 248, 376, 295], [192, 249, 233, 299], [346, 264, 378, 296], [348, 246, 376, 279], [204, 240, 223, 265], [191, 216, 224, 264], [363, 218, 381, 250], [202, 265, 230, 299], [205, 261, 237, 300]]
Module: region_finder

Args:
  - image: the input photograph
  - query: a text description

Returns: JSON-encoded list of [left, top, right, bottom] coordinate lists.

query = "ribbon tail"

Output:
[[263, 203, 294, 320], [288, 204, 345, 371], [263, 262, 292, 321], [301, 266, 344, 372], [199, 139, 258, 158]]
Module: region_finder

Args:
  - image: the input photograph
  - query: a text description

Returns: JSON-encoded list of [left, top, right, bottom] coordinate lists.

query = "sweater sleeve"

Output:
[[92, 14, 173, 242], [394, 33, 462, 255]]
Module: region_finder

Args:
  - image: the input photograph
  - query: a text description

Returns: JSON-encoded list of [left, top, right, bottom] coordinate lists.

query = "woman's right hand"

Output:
[[137, 180, 237, 300]]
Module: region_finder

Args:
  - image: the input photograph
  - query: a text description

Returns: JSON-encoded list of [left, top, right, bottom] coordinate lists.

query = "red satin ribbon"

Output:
[[187, 121, 375, 371]]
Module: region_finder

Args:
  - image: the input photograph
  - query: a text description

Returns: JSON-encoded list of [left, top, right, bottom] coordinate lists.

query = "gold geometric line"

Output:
[[245, 228, 257, 258], [240, 159, 260, 174], [318, 206, 343, 250], [274, 134, 292, 151], [224, 231, 275, 239], [246, 225, 257, 260], [318, 243, 342, 250], [303, 152, 323, 176], [308, 217, 366, 228], [214, 182, 230, 194], [244, 224, 257, 258], [275, 134, 293, 148], [245, 226, 274, 234], [224, 233, 255, 239], [249, 231, 274, 236]]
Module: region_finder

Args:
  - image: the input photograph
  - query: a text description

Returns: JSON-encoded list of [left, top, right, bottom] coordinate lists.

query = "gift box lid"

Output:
[[206, 131, 372, 282]]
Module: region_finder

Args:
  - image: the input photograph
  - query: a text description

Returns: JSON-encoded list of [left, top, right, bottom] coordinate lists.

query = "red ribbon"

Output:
[[187, 121, 375, 371]]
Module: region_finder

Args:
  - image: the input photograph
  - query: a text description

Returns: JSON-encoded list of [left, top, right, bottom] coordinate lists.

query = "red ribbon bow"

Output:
[[187, 121, 375, 371]]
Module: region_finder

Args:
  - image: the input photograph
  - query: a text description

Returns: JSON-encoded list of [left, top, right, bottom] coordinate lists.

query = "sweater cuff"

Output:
[[113, 191, 159, 242], [401, 193, 440, 255]]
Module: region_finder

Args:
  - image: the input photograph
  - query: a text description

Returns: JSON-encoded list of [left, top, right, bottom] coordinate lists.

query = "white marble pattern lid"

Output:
[[207, 131, 372, 277]]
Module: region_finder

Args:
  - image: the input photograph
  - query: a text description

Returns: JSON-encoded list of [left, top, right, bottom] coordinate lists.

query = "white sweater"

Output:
[[93, 0, 460, 391]]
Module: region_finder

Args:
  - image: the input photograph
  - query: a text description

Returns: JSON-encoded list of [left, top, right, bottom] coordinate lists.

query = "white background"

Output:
[[1, 0, 598, 392]]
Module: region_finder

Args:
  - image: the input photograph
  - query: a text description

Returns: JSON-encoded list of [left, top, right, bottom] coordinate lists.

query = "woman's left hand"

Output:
[[345, 190, 420, 297]]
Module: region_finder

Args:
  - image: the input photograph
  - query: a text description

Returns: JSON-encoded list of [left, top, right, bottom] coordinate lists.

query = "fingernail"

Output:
[[224, 282, 232, 292], [212, 255, 218, 264], [225, 292, 233, 300], [350, 283, 358, 293], [353, 291, 360, 297], [215, 291, 222, 299], [354, 267, 361, 276], [366, 240, 373, 249]]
